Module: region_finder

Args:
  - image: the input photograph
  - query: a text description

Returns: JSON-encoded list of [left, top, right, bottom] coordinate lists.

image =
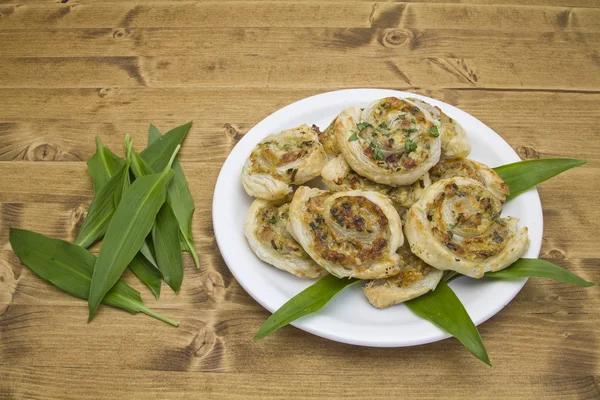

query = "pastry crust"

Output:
[[407, 98, 471, 159], [287, 186, 404, 279], [335, 98, 441, 186], [364, 241, 443, 308], [429, 158, 509, 202], [242, 124, 328, 200], [405, 177, 529, 278], [318, 117, 340, 159], [321, 154, 431, 211], [245, 198, 327, 278]]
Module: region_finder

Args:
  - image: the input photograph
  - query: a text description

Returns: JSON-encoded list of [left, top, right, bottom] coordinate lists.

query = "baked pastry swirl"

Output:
[[242, 124, 327, 200], [405, 177, 529, 278], [364, 241, 443, 308], [429, 158, 509, 202], [407, 98, 470, 159], [321, 154, 431, 211], [245, 199, 326, 278], [287, 186, 404, 279], [335, 97, 441, 186]]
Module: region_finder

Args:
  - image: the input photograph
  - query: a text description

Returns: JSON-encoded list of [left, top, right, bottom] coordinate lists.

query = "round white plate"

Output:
[[213, 89, 543, 347]]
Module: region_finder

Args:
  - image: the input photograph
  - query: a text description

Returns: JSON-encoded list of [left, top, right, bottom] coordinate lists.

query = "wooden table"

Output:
[[1, 1, 599, 398]]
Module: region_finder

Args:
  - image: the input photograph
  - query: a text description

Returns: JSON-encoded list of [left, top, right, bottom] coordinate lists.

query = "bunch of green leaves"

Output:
[[254, 157, 595, 364], [9, 122, 198, 326]]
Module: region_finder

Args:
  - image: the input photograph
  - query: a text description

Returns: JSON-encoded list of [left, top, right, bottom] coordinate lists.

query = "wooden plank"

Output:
[[1, 299, 599, 375], [1, 367, 598, 399], [0, 54, 598, 91], [0, 3, 598, 31], [4, 0, 600, 7], [1, 28, 599, 59]]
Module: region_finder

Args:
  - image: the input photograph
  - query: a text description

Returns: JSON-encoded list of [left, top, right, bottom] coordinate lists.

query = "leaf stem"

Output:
[[139, 305, 179, 327], [165, 144, 181, 172]]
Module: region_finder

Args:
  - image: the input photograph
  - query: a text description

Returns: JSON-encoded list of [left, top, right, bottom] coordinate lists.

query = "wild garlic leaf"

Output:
[[74, 165, 126, 248], [87, 137, 124, 194], [129, 253, 163, 300], [9, 228, 177, 326], [405, 280, 491, 366], [141, 121, 192, 171], [147, 124, 200, 268], [494, 158, 586, 201], [88, 146, 179, 320], [485, 258, 595, 287], [254, 275, 360, 340], [152, 203, 184, 292]]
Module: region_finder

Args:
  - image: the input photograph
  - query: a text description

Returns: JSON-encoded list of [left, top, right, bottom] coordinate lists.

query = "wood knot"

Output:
[[187, 323, 217, 359], [112, 29, 130, 40], [27, 142, 58, 161], [224, 123, 245, 142], [380, 29, 413, 48], [98, 87, 119, 98], [0, 262, 17, 316], [542, 248, 566, 260], [204, 270, 226, 301], [516, 146, 540, 160]]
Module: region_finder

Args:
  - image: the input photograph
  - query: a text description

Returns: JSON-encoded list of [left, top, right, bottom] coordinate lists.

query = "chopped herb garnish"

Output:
[[405, 139, 417, 152], [449, 223, 455, 229], [429, 126, 440, 137], [379, 121, 389, 130], [357, 122, 372, 131], [395, 114, 406, 121], [370, 141, 385, 160], [403, 128, 418, 134], [267, 216, 277, 224], [348, 131, 359, 141]]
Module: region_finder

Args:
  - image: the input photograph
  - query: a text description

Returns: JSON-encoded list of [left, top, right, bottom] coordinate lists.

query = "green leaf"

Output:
[[74, 165, 126, 248], [113, 135, 133, 207], [87, 137, 124, 194], [148, 124, 161, 145], [139, 237, 159, 268], [406, 280, 491, 366], [348, 131, 359, 141], [152, 203, 184, 292], [254, 275, 360, 340], [88, 146, 179, 320], [129, 253, 163, 300], [485, 258, 595, 287], [147, 124, 200, 268], [356, 122, 372, 131], [140, 121, 192, 172], [9, 228, 177, 326], [494, 158, 586, 201], [428, 125, 439, 137]]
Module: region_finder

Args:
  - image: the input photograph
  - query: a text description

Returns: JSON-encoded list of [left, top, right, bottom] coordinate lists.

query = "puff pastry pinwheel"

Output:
[[245, 198, 327, 278], [287, 186, 404, 279], [321, 154, 431, 211], [364, 241, 443, 308], [335, 98, 441, 186], [242, 124, 328, 200], [318, 117, 340, 159], [405, 177, 529, 278], [429, 158, 509, 202], [407, 98, 470, 159]]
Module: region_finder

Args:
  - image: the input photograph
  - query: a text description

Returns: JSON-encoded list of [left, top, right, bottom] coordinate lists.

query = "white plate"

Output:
[[212, 89, 542, 347]]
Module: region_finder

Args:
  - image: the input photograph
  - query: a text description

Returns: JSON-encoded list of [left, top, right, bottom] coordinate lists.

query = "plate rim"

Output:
[[212, 88, 543, 347]]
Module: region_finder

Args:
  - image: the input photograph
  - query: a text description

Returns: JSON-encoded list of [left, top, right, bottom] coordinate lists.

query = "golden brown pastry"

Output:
[[287, 186, 404, 279], [321, 154, 431, 211], [245, 199, 327, 278], [242, 124, 327, 200], [335, 98, 441, 186], [405, 177, 529, 278], [407, 98, 470, 159], [429, 158, 509, 202], [364, 241, 443, 308]]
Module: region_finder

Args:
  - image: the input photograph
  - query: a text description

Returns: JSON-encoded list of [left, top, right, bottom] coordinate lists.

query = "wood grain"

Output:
[[1, 0, 599, 398]]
